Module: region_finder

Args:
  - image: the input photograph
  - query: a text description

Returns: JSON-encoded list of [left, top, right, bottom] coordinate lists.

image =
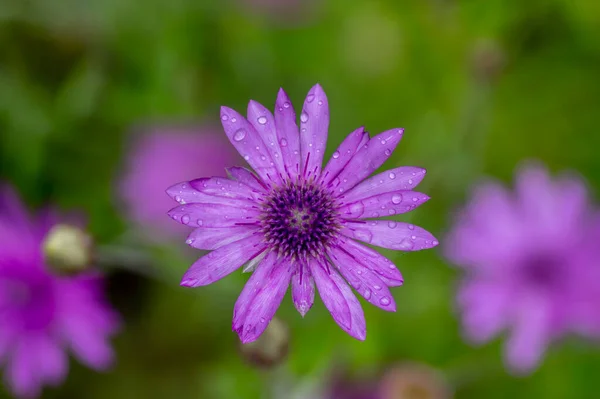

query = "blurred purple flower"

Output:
[[167, 84, 437, 343], [446, 163, 600, 374], [0, 187, 119, 398], [120, 127, 237, 238]]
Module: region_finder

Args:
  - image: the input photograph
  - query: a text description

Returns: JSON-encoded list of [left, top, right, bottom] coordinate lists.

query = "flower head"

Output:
[[120, 126, 237, 239], [445, 163, 600, 374], [168, 84, 437, 342], [0, 187, 119, 398]]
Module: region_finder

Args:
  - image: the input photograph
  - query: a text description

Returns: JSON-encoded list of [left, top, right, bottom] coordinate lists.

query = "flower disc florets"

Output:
[[260, 180, 340, 260]]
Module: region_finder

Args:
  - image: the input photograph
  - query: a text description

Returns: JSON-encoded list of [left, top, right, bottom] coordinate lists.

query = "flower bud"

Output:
[[238, 317, 289, 368], [42, 224, 93, 275]]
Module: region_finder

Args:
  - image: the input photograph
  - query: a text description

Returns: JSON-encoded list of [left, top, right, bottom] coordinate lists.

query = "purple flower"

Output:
[[446, 164, 600, 374], [120, 127, 237, 238], [0, 187, 119, 398], [167, 84, 437, 342]]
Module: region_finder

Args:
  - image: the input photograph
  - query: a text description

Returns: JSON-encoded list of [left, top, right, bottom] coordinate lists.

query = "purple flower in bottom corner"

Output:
[[167, 84, 437, 343], [0, 188, 119, 398], [445, 164, 600, 374]]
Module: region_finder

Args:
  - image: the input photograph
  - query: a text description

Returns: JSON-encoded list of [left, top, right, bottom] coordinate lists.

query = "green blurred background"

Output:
[[2, 0, 600, 398]]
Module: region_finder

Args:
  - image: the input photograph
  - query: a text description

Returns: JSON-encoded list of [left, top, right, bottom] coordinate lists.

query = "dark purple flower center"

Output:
[[260, 181, 340, 260], [522, 255, 563, 288]]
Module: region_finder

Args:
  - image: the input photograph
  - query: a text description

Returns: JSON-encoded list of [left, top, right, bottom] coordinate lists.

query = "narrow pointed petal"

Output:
[[292, 262, 315, 317], [340, 167, 427, 204], [274, 88, 301, 178], [300, 84, 329, 178], [339, 191, 430, 219], [310, 259, 367, 340], [220, 106, 280, 185], [337, 238, 404, 287], [321, 127, 367, 185], [233, 256, 292, 343], [181, 234, 266, 287], [166, 182, 209, 204], [340, 220, 439, 251], [331, 129, 405, 196], [186, 226, 259, 250], [189, 177, 262, 201], [248, 100, 286, 177], [329, 246, 396, 311], [226, 166, 267, 192], [168, 203, 259, 227]]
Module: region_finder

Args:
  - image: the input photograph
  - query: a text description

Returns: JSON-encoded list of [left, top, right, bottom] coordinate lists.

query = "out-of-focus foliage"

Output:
[[1, 0, 600, 398]]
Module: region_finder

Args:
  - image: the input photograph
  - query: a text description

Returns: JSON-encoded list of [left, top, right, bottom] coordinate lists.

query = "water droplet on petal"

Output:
[[364, 289, 372, 299], [181, 214, 190, 225], [408, 224, 415, 230], [260, 317, 266, 323], [384, 149, 391, 156], [332, 151, 340, 159], [257, 116, 267, 125], [283, 102, 290, 108], [380, 297, 390, 306], [391, 193, 403, 204], [348, 202, 364, 217], [398, 238, 414, 250], [318, 100, 323, 105], [233, 129, 246, 142], [221, 114, 229, 121], [354, 229, 373, 243], [389, 172, 396, 179], [408, 179, 414, 185], [374, 285, 382, 291], [231, 117, 237, 123], [432, 240, 439, 246], [280, 138, 288, 147], [332, 177, 340, 187], [186, 238, 194, 245], [261, 155, 267, 161], [300, 112, 309, 123], [306, 94, 315, 103], [388, 221, 397, 228]]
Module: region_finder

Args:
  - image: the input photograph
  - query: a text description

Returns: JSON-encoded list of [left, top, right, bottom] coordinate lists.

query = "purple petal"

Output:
[[233, 254, 292, 343], [300, 84, 329, 178], [320, 127, 367, 185], [62, 316, 115, 370], [504, 296, 551, 374], [189, 177, 262, 201], [33, 337, 68, 386], [168, 203, 259, 228], [331, 129, 404, 196], [181, 233, 266, 287], [339, 166, 426, 205], [247, 100, 286, 177], [220, 106, 281, 185], [291, 262, 315, 317], [310, 259, 367, 340], [337, 238, 403, 287], [226, 166, 267, 192], [339, 191, 430, 219], [274, 88, 301, 178], [340, 220, 439, 251], [6, 341, 42, 398], [329, 246, 396, 311], [186, 225, 260, 250]]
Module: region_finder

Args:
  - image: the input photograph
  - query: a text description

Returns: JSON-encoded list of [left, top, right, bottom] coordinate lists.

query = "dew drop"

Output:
[[221, 114, 228, 121], [388, 209, 396, 215], [181, 214, 190, 225], [353, 229, 373, 243], [364, 289, 372, 299], [380, 139, 387, 145], [332, 151, 340, 159], [348, 202, 365, 217], [300, 112, 309, 123], [408, 179, 414, 185], [244, 155, 250, 161], [260, 155, 267, 161], [283, 102, 290, 108], [332, 177, 340, 187], [257, 116, 267, 125], [379, 297, 390, 306], [260, 317, 266, 323], [398, 238, 414, 250], [408, 224, 415, 230], [318, 100, 323, 105], [185, 238, 194, 245], [388, 221, 397, 228], [371, 212, 380, 217], [374, 285, 382, 291], [389, 172, 396, 179], [391, 193, 403, 204], [233, 129, 246, 142], [231, 117, 237, 123], [411, 235, 417, 240], [280, 138, 288, 147], [384, 149, 391, 156], [306, 94, 315, 103], [432, 240, 439, 246]]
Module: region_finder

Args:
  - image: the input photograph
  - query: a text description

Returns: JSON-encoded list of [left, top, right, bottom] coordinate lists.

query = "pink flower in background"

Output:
[[120, 127, 237, 238], [0, 187, 119, 398], [445, 164, 600, 374], [167, 84, 437, 343]]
